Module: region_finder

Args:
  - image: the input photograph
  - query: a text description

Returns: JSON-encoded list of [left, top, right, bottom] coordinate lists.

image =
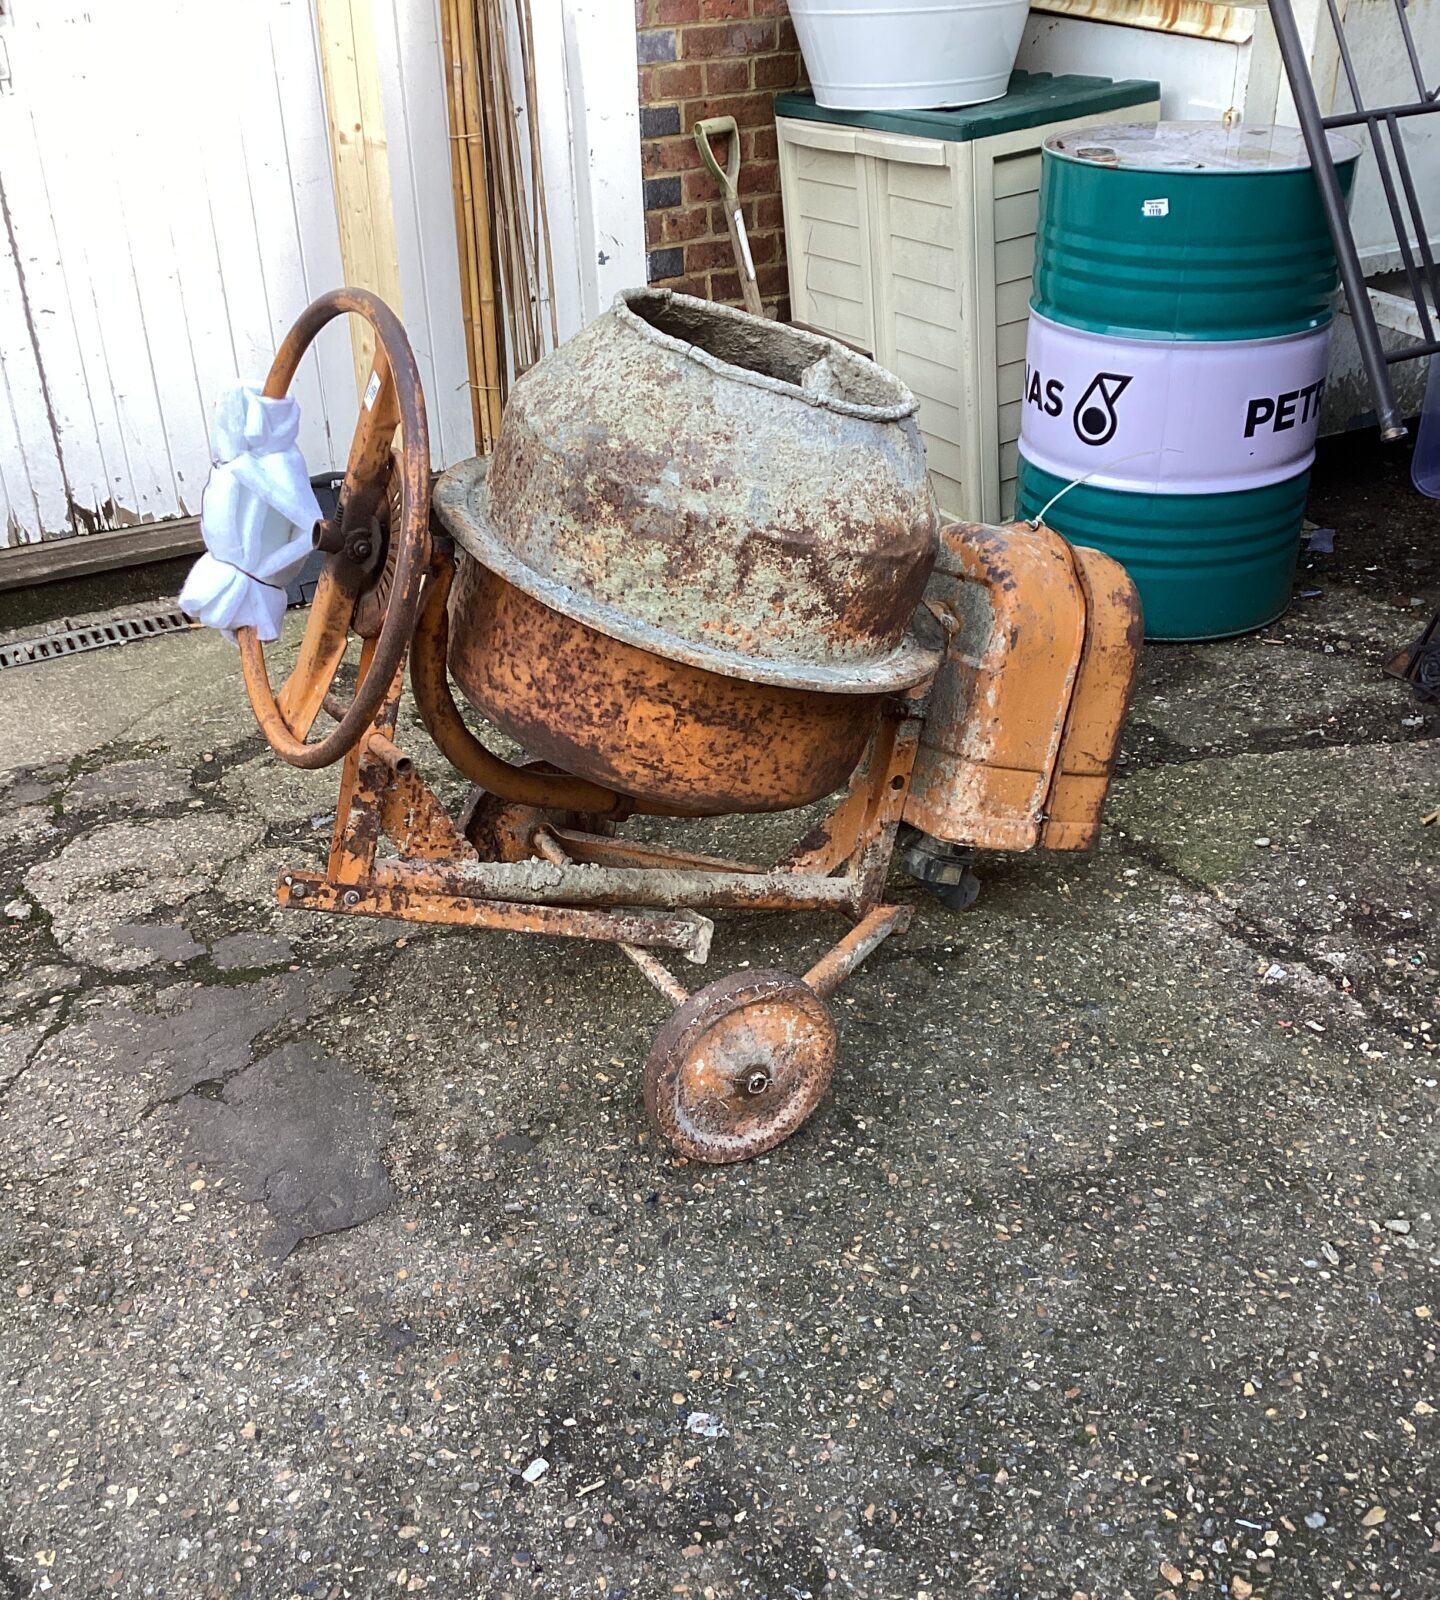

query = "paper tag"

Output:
[[1142, 198, 1170, 218], [363, 369, 382, 410]]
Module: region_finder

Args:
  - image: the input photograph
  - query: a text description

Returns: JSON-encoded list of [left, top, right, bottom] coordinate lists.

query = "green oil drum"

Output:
[[1014, 122, 1361, 639]]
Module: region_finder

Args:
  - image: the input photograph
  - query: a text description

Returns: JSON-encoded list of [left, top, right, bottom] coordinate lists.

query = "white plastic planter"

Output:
[[789, 0, 1032, 111]]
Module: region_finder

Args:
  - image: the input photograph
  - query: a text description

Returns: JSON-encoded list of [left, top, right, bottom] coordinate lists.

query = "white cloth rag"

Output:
[[179, 385, 323, 642]]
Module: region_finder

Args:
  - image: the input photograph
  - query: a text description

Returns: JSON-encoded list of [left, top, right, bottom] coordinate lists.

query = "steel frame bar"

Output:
[[279, 868, 717, 959], [804, 904, 912, 998], [1268, 0, 1440, 438], [279, 651, 922, 1003]]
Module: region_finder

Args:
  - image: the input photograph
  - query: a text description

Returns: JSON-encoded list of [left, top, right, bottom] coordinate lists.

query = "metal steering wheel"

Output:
[[236, 288, 430, 769]]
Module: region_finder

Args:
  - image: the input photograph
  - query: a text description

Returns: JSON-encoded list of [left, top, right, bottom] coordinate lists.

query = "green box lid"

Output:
[[774, 71, 1160, 145]]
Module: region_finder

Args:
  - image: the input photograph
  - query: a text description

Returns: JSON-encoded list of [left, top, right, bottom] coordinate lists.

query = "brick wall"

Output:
[[635, 1, 805, 319]]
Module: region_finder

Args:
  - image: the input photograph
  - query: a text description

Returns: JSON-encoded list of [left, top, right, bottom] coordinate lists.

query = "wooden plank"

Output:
[[994, 190, 1039, 244], [0, 518, 203, 591], [374, 0, 472, 468], [887, 194, 954, 249], [794, 145, 862, 184], [889, 347, 962, 409], [0, 221, 43, 544], [266, 0, 354, 472], [31, 2, 181, 528], [886, 160, 954, 206], [1, 96, 114, 528], [889, 275, 957, 325], [993, 152, 1041, 199], [316, 0, 405, 398], [803, 292, 869, 344], [889, 235, 957, 293], [0, 162, 71, 537], [929, 469, 964, 519], [893, 310, 960, 365], [801, 254, 866, 303], [997, 357, 1025, 407], [794, 218, 866, 272], [997, 319, 1028, 366], [793, 176, 862, 227], [997, 398, 1022, 444], [918, 431, 965, 484], [994, 235, 1034, 285], [996, 278, 1031, 323]]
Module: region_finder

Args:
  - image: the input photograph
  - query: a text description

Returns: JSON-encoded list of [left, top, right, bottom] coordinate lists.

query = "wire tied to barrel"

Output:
[[1026, 447, 1184, 529]]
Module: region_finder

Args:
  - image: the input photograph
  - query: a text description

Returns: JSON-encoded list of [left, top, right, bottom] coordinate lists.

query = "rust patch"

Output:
[[446, 554, 881, 814]]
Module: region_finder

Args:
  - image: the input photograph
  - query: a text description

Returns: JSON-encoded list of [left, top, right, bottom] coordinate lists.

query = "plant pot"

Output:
[[789, 0, 1032, 111]]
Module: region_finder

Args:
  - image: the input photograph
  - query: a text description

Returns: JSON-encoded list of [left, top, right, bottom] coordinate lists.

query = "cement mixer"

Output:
[[228, 286, 1141, 1164]]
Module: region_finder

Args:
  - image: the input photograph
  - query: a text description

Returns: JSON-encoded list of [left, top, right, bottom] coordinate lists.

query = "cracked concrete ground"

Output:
[[0, 440, 1435, 1600]]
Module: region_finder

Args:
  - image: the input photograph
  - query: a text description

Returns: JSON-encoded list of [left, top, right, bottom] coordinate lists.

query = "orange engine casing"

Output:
[[904, 520, 1142, 854]]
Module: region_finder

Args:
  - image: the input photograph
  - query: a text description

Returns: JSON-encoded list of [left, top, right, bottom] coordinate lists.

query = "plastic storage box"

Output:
[[776, 71, 1161, 521]]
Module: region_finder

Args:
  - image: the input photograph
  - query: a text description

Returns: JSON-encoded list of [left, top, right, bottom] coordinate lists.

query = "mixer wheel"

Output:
[[643, 970, 836, 1164]]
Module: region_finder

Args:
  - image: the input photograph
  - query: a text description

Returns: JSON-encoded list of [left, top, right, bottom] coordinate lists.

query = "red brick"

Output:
[[645, 211, 666, 248], [662, 207, 713, 243], [710, 270, 742, 302], [777, 17, 800, 49], [681, 20, 775, 57], [754, 193, 786, 230], [682, 167, 726, 205], [655, 0, 704, 21], [751, 0, 790, 14], [642, 136, 704, 176], [708, 200, 755, 232], [704, 58, 752, 93], [755, 261, 789, 296], [683, 92, 774, 131], [753, 50, 801, 90], [685, 237, 747, 272], [744, 228, 779, 265], [699, 0, 751, 16], [644, 62, 703, 99], [737, 157, 779, 195], [744, 125, 779, 160]]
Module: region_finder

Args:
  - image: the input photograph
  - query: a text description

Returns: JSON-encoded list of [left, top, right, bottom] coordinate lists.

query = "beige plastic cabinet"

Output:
[[776, 75, 1160, 521]]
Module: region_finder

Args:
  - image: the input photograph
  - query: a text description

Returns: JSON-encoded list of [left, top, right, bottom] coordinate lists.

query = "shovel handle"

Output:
[[693, 116, 741, 204], [693, 116, 764, 317]]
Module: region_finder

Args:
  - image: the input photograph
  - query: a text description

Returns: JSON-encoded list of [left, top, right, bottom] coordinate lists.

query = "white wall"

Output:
[[0, 0, 468, 547], [531, 0, 647, 342]]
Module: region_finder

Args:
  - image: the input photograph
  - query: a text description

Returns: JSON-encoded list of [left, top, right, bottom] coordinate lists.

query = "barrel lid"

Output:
[[1045, 121, 1362, 173]]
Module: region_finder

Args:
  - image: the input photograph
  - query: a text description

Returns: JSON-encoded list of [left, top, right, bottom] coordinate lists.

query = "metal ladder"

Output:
[[1268, 0, 1439, 440]]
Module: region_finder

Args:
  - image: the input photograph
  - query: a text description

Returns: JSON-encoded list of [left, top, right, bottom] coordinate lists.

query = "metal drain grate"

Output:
[[0, 608, 195, 669]]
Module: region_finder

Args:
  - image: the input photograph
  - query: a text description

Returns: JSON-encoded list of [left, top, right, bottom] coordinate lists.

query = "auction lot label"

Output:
[[1018, 313, 1332, 495]]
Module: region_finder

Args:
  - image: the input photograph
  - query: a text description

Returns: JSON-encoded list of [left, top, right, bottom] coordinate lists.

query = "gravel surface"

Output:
[[0, 440, 1435, 1599]]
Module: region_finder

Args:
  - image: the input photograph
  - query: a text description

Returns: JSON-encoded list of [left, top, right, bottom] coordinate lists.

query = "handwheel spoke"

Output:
[[337, 357, 402, 538], [275, 566, 359, 739]]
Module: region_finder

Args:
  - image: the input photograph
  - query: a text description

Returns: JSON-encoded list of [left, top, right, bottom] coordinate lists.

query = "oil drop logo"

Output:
[[1071, 372, 1133, 448]]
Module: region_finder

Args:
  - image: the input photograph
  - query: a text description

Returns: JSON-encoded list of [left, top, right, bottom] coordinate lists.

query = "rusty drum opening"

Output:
[[617, 288, 914, 418]]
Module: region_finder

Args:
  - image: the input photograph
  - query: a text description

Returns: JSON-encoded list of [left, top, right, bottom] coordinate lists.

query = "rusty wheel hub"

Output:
[[643, 970, 837, 1164]]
